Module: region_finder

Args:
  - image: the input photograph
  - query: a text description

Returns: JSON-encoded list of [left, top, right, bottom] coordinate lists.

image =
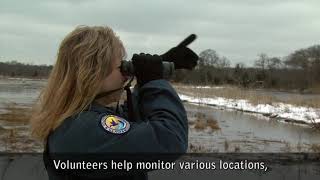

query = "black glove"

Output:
[[132, 53, 164, 86], [161, 34, 199, 70]]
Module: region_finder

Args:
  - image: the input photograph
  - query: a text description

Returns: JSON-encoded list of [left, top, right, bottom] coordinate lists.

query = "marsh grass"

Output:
[[194, 112, 220, 131], [310, 84, 320, 94], [174, 84, 320, 108], [207, 117, 221, 130], [0, 103, 31, 123], [188, 143, 208, 153], [194, 119, 206, 130], [311, 118, 320, 131], [309, 144, 320, 152], [0, 103, 41, 151]]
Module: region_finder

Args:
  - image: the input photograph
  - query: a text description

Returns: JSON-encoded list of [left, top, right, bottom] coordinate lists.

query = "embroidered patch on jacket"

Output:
[[100, 115, 130, 134]]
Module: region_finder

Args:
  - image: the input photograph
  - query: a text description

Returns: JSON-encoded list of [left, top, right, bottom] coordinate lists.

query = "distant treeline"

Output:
[[172, 45, 320, 92], [1, 44, 320, 92], [0, 61, 52, 78]]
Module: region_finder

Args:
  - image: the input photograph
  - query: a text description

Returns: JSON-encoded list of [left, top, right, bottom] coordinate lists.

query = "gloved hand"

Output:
[[132, 53, 164, 86], [161, 34, 199, 70]]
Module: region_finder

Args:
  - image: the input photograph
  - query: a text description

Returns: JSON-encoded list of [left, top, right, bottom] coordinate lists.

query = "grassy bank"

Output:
[[174, 84, 320, 109], [0, 103, 31, 123]]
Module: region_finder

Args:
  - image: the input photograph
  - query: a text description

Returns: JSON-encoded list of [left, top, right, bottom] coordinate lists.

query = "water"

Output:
[[0, 78, 320, 153], [0, 78, 45, 107], [186, 103, 320, 152]]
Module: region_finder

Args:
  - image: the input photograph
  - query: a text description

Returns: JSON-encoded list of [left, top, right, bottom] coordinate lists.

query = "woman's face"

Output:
[[99, 56, 128, 97]]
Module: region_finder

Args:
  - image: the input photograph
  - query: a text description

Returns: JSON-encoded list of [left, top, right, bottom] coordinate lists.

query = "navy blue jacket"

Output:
[[44, 80, 188, 179]]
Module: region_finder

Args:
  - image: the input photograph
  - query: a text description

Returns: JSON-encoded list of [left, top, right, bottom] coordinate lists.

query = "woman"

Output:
[[30, 25, 198, 179]]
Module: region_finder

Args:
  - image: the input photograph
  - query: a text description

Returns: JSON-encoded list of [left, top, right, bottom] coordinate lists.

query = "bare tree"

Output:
[[254, 53, 269, 70], [267, 57, 282, 70], [218, 56, 231, 68], [199, 49, 220, 67], [199, 49, 230, 68]]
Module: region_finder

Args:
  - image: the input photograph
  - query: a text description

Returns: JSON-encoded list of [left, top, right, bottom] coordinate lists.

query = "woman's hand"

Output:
[[132, 53, 164, 86], [161, 34, 199, 70]]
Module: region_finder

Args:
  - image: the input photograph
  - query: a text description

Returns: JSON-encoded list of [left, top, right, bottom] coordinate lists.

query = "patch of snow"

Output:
[[179, 94, 320, 124], [194, 86, 224, 89], [177, 85, 225, 89]]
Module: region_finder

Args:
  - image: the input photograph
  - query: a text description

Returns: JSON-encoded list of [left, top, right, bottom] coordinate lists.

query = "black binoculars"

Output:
[[120, 61, 175, 79]]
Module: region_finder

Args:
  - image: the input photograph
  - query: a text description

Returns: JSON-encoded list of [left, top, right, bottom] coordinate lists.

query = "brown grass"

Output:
[[194, 112, 220, 131], [310, 84, 320, 94], [309, 144, 320, 152], [188, 143, 209, 153], [174, 84, 320, 108], [207, 117, 221, 130], [194, 120, 206, 130], [0, 103, 31, 123]]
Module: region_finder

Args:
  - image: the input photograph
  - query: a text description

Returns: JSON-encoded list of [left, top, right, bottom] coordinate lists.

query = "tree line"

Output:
[[0, 61, 52, 78], [1, 44, 320, 92], [172, 44, 320, 92]]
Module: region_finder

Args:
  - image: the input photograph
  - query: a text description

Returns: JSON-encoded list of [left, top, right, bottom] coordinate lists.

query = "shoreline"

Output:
[[179, 93, 320, 127], [173, 83, 320, 95]]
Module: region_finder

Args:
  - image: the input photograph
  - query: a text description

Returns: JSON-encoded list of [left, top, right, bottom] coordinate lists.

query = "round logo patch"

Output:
[[100, 115, 130, 134]]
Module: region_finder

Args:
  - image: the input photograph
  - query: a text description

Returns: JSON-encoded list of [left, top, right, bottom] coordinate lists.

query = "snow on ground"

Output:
[[178, 94, 320, 124], [178, 85, 224, 89], [193, 86, 224, 89]]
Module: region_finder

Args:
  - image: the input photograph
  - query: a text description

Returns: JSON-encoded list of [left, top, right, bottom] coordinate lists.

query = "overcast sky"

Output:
[[1, 0, 320, 66]]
